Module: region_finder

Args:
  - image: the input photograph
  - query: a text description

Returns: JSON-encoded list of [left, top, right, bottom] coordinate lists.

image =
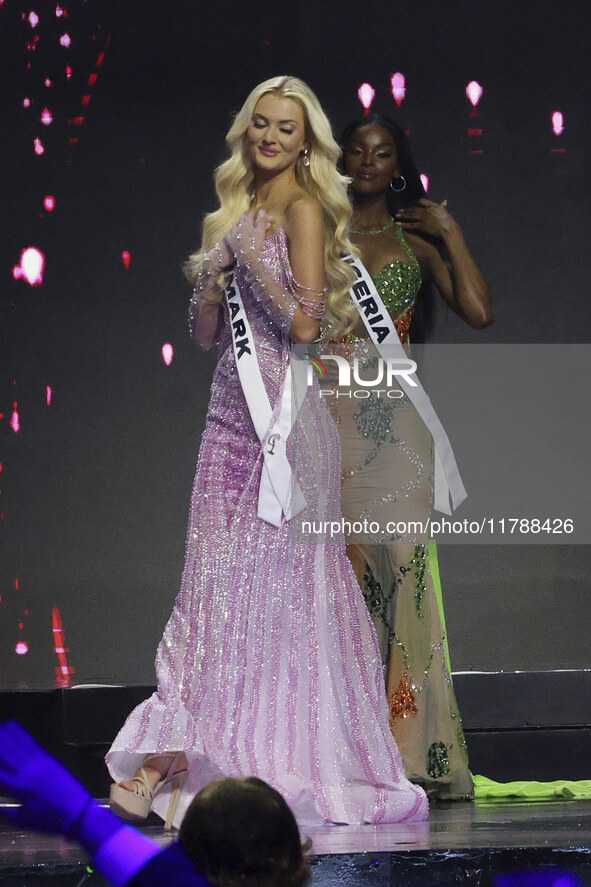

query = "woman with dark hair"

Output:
[[0, 722, 309, 887], [322, 113, 493, 800], [179, 777, 311, 887]]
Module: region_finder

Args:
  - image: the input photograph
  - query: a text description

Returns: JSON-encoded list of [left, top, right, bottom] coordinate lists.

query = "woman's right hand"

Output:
[[224, 210, 272, 265], [395, 198, 459, 240]]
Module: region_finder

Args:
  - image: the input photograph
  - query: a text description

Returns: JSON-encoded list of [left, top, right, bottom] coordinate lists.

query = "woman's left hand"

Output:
[[395, 198, 458, 239], [225, 210, 272, 263]]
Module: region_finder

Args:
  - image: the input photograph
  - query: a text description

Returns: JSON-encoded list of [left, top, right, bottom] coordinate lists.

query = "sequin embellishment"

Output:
[[362, 562, 399, 667], [373, 225, 421, 319], [362, 561, 385, 618], [390, 673, 418, 720], [348, 225, 421, 345], [400, 544, 427, 618], [457, 722, 469, 762], [353, 395, 397, 449], [108, 227, 431, 826], [427, 741, 451, 779]]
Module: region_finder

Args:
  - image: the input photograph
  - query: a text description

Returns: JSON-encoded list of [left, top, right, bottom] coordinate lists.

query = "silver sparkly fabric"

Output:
[[106, 228, 427, 827]]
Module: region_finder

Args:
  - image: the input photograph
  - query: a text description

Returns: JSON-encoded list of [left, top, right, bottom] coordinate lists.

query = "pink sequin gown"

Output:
[[106, 229, 428, 827]]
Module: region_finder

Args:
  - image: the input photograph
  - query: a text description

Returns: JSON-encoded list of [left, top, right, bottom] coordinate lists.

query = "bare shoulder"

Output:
[[404, 230, 446, 276], [282, 193, 324, 288], [284, 193, 324, 236], [404, 230, 438, 259]]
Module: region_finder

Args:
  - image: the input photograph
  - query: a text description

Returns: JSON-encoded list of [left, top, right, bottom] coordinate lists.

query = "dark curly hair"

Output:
[[179, 777, 312, 887], [339, 113, 435, 341]]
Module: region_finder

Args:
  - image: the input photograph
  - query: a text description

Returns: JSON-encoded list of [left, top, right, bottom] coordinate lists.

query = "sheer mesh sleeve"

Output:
[[239, 254, 326, 336], [188, 243, 230, 350], [188, 281, 224, 350]]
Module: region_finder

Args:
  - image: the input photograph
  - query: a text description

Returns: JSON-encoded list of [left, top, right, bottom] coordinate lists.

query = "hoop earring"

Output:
[[302, 148, 310, 168], [390, 175, 406, 192]]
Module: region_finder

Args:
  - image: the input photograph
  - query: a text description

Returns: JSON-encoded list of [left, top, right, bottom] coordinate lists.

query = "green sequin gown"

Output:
[[323, 226, 473, 800]]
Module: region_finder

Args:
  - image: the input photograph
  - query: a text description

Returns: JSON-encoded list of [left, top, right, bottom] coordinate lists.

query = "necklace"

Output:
[[350, 217, 395, 235]]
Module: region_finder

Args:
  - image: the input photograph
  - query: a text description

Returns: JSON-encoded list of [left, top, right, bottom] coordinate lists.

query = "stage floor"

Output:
[[306, 797, 591, 853], [1, 798, 591, 885]]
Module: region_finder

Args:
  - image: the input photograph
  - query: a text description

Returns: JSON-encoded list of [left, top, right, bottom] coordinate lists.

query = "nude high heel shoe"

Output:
[[109, 753, 187, 830]]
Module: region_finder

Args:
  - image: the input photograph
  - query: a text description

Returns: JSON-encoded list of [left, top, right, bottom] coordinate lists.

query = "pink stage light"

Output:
[[552, 111, 564, 136], [59, 32, 71, 47], [10, 406, 20, 433], [420, 173, 429, 192], [15, 642, 29, 655], [390, 72, 406, 106], [357, 82, 376, 115], [46, 386, 53, 405], [121, 250, 131, 269], [40, 107, 53, 125], [162, 343, 174, 366], [45, 77, 52, 87], [465, 81, 483, 108], [44, 195, 56, 211], [13, 247, 45, 285], [28, 11, 39, 27], [55, 3, 66, 15], [23, 97, 31, 108], [65, 65, 73, 80], [34, 138, 45, 155]]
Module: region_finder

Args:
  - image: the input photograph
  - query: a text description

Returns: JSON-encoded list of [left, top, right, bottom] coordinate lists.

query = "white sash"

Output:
[[345, 256, 467, 515], [224, 274, 307, 527]]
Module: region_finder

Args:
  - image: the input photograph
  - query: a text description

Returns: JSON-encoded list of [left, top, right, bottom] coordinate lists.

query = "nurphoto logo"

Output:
[[306, 355, 417, 399]]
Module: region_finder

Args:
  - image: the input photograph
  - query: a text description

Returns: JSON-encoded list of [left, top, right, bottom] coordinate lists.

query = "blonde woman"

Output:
[[106, 77, 427, 828]]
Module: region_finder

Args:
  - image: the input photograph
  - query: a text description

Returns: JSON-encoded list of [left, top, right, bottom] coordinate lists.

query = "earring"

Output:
[[302, 148, 310, 167], [390, 175, 406, 192]]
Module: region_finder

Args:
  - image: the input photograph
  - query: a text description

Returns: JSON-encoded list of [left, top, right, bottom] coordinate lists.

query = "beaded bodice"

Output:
[[375, 226, 421, 316], [350, 225, 421, 345]]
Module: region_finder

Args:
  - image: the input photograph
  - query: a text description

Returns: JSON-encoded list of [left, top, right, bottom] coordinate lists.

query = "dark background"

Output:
[[1, 0, 589, 687]]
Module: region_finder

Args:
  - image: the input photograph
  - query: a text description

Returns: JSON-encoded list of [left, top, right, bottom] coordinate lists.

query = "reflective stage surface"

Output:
[[1, 798, 590, 886]]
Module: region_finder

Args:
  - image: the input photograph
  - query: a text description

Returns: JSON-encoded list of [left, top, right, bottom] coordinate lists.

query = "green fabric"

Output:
[[427, 537, 452, 675], [473, 774, 591, 800], [426, 542, 591, 803]]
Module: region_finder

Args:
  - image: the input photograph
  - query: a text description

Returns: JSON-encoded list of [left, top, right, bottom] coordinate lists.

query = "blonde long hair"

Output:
[[184, 75, 357, 336]]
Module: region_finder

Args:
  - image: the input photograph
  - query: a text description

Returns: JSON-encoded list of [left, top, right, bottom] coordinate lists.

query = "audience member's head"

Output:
[[179, 777, 311, 887]]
